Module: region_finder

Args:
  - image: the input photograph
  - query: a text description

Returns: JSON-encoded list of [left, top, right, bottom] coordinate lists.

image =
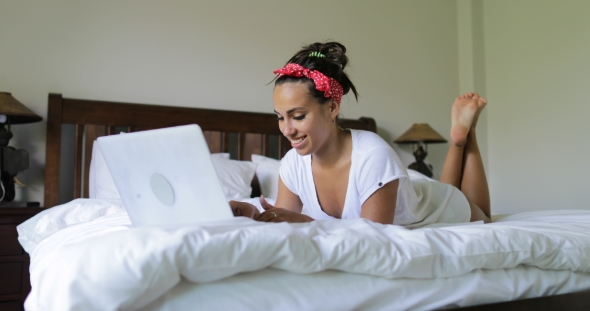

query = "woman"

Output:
[[231, 42, 491, 226]]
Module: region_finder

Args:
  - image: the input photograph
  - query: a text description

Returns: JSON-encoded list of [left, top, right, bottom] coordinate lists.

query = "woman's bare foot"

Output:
[[471, 96, 488, 130], [451, 93, 480, 147]]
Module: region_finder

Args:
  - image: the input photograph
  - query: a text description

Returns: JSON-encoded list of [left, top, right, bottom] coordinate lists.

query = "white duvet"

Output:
[[18, 199, 590, 311]]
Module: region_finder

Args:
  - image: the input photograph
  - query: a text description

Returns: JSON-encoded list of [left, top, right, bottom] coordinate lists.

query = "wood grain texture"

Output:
[[73, 124, 84, 199], [43, 93, 64, 208]]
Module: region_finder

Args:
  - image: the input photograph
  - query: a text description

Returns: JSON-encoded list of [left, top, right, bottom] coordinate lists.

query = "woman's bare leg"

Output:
[[440, 93, 491, 223], [460, 101, 490, 218], [440, 92, 478, 188]]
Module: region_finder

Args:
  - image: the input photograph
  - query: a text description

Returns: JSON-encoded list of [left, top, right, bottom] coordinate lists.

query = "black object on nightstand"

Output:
[[0, 92, 43, 203], [0, 207, 45, 311]]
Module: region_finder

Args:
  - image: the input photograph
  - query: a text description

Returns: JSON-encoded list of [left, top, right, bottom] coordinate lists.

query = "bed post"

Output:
[[44, 93, 63, 208], [359, 117, 377, 133]]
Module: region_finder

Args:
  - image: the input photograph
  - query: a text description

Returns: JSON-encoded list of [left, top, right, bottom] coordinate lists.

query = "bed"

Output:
[[16, 93, 590, 310]]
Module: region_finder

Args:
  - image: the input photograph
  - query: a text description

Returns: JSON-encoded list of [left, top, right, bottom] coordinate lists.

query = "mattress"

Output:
[[17, 199, 590, 310]]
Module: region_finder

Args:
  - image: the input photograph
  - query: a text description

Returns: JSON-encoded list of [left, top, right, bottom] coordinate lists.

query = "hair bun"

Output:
[[317, 42, 348, 69]]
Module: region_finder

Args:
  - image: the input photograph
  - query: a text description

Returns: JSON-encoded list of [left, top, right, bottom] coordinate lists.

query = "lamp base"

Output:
[[0, 146, 29, 202], [0, 128, 12, 147], [408, 161, 433, 178], [408, 145, 434, 178]]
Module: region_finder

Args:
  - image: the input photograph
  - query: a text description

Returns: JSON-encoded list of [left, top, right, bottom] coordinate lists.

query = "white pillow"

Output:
[[89, 141, 120, 199], [251, 154, 280, 199], [210, 157, 257, 200], [210, 153, 230, 159], [17, 198, 126, 253], [89, 139, 255, 200]]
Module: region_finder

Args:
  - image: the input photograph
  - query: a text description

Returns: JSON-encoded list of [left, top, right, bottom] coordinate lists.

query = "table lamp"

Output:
[[0, 92, 42, 202], [394, 123, 447, 178]]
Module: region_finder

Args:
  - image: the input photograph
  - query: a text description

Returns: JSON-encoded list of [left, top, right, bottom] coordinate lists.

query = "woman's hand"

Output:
[[254, 196, 313, 223], [229, 200, 260, 219]]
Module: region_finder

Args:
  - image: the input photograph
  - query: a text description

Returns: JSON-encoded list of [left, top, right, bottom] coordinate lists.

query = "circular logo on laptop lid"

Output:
[[150, 173, 175, 206]]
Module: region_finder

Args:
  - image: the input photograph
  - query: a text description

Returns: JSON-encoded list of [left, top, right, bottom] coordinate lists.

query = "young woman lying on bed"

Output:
[[230, 41, 491, 226]]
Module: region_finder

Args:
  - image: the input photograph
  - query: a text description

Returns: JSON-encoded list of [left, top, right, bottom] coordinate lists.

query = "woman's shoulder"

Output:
[[281, 148, 308, 167], [281, 148, 297, 163], [350, 129, 392, 152]]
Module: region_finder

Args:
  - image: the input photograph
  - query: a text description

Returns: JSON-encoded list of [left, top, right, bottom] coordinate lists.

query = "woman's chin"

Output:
[[294, 147, 309, 155], [294, 144, 312, 156]]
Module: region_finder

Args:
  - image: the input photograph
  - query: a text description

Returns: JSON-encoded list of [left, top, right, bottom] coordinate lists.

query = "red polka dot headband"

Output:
[[273, 63, 344, 104]]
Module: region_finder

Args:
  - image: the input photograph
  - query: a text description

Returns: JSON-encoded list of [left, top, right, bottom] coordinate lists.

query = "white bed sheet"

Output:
[[141, 267, 590, 311], [18, 201, 590, 311]]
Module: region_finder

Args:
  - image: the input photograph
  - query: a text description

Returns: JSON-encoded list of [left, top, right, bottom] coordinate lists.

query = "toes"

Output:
[[477, 97, 487, 109], [456, 93, 485, 106], [458, 92, 477, 100]]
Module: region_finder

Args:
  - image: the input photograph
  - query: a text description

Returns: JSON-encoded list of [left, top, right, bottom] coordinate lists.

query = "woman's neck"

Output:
[[311, 127, 351, 168]]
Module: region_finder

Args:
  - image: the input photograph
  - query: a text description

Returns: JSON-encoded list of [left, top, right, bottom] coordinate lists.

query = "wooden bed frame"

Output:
[[43, 93, 376, 207], [36, 93, 590, 310]]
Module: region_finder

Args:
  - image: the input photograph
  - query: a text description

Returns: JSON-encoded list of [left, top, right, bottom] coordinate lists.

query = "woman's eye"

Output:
[[276, 116, 284, 121], [293, 115, 306, 120]]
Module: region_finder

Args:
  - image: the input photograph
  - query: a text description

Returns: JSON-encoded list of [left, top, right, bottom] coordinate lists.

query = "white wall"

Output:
[[457, 0, 487, 171], [0, 0, 460, 205], [483, 0, 590, 214]]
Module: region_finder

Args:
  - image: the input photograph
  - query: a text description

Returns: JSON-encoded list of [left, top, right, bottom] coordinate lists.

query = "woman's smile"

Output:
[[290, 136, 307, 148]]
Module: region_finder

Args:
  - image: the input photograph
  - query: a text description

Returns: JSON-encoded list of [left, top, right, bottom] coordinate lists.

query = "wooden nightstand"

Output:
[[0, 207, 45, 311]]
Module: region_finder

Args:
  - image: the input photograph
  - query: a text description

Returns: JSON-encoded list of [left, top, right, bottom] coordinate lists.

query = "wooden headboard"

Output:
[[43, 93, 376, 208]]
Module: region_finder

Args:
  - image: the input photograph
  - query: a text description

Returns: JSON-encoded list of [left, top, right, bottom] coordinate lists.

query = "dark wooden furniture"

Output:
[[457, 289, 590, 310], [12, 93, 587, 310], [0, 207, 45, 311]]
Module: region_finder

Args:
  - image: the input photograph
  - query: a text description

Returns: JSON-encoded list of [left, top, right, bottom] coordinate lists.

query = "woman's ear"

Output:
[[329, 99, 341, 119]]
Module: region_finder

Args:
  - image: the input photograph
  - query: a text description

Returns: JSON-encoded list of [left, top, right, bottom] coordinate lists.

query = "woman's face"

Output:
[[273, 82, 337, 156]]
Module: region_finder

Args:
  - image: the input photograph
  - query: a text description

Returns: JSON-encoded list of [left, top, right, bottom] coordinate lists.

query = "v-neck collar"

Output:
[[305, 130, 355, 219]]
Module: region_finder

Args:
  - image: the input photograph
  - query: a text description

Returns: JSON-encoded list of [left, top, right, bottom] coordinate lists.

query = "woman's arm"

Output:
[[274, 177, 303, 213], [360, 180, 399, 225]]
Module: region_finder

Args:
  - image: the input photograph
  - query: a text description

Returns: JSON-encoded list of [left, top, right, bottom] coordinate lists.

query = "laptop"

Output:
[[97, 124, 233, 227]]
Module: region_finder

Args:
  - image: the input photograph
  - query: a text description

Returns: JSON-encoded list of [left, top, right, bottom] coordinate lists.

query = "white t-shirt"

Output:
[[279, 129, 471, 227]]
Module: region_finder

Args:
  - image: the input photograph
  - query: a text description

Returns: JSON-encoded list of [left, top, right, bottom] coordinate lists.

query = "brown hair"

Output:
[[274, 41, 359, 104]]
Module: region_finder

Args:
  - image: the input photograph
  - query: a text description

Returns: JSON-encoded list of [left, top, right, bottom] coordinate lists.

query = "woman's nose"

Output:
[[281, 120, 295, 136]]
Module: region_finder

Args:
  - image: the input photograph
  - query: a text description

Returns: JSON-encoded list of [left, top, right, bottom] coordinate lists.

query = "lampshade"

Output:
[[0, 92, 42, 124], [394, 123, 447, 144]]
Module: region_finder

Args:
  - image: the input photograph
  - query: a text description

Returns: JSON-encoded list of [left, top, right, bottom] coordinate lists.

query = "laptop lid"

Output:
[[97, 124, 233, 227]]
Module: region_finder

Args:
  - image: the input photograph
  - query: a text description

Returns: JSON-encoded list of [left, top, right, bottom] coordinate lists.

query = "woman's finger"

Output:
[[254, 210, 271, 222], [268, 214, 282, 223], [255, 209, 280, 222], [256, 212, 274, 222], [260, 195, 275, 211]]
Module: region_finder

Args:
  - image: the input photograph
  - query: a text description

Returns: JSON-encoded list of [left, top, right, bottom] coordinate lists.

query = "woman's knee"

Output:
[[468, 199, 491, 223]]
